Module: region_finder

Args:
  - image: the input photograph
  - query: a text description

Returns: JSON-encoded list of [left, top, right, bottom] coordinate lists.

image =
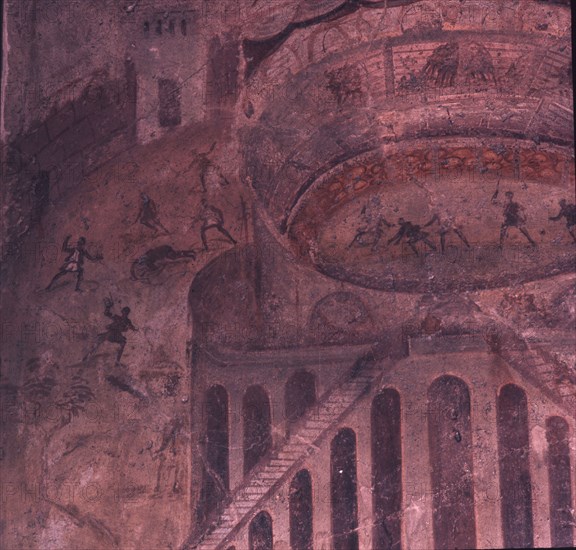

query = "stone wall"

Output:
[[2, 62, 137, 262]]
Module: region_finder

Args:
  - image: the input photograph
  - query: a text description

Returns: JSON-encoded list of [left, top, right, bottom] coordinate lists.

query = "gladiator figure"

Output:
[[549, 199, 576, 243], [497, 191, 536, 248], [130, 245, 196, 281], [424, 213, 470, 254], [388, 218, 437, 256], [348, 217, 395, 251], [348, 197, 394, 251], [45, 235, 103, 292], [134, 193, 169, 234], [192, 199, 237, 251], [83, 297, 138, 366]]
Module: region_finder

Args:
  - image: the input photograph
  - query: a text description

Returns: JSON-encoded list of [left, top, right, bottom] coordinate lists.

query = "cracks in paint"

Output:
[[45, 498, 120, 548]]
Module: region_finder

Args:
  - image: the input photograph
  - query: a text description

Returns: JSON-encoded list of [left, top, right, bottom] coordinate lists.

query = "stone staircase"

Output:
[[188, 359, 382, 550], [493, 326, 576, 417]]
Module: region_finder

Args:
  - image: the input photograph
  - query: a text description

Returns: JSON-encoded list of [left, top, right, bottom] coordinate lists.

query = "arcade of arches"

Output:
[[0, 1, 574, 549]]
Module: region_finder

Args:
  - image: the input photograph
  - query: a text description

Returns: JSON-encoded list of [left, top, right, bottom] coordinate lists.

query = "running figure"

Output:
[[388, 218, 437, 256], [549, 199, 576, 243], [497, 191, 536, 248], [83, 297, 138, 365], [134, 193, 169, 234], [193, 199, 237, 251], [45, 235, 103, 292], [424, 213, 470, 254]]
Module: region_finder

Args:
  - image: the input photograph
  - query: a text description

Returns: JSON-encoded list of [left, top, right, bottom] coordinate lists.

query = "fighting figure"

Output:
[[45, 235, 102, 292], [83, 297, 138, 366], [348, 197, 394, 252], [130, 245, 196, 281], [134, 193, 169, 234], [192, 199, 237, 251], [496, 191, 536, 248], [549, 199, 576, 243], [388, 218, 437, 256], [195, 142, 230, 192], [424, 213, 470, 254], [348, 217, 395, 251]]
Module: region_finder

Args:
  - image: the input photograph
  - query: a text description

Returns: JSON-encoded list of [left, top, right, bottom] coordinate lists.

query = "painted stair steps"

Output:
[[191, 366, 380, 550]]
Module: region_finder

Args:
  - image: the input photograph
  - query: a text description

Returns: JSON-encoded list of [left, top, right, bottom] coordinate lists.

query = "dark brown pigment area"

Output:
[[331, 428, 359, 550], [198, 385, 229, 522], [206, 34, 240, 116], [285, 370, 317, 434], [428, 375, 476, 550], [243, 385, 272, 475], [497, 384, 534, 549], [158, 78, 182, 127], [546, 416, 573, 548], [289, 469, 314, 550], [249, 511, 273, 550], [372, 389, 403, 550]]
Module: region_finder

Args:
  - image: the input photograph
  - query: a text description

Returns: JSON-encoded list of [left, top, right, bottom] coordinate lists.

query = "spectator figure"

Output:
[[45, 235, 102, 292]]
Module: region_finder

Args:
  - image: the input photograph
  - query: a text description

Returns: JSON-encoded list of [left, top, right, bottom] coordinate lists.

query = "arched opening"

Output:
[[427, 375, 476, 550], [285, 370, 316, 434], [372, 388, 402, 550], [198, 385, 229, 522], [143, 21, 149, 35], [181, 19, 187, 36], [497, 384, 534, 548], [546, 416, 573, 548], [331, 428, 359, 550], [155, 19, 162, 35], [168, 19, 175, 35], [289, 469, 313, 550], [249, 511, 273, 550], [243, 385, 272, 475]]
